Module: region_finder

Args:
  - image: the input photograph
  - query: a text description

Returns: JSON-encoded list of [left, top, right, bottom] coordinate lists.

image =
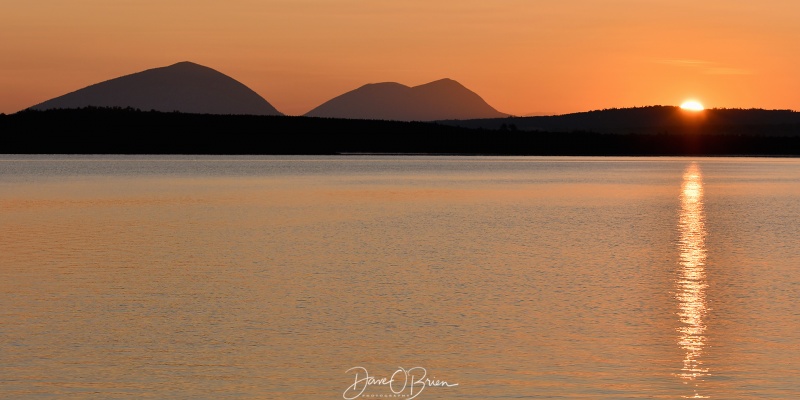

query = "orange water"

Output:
[[2, 156, 799, 398]]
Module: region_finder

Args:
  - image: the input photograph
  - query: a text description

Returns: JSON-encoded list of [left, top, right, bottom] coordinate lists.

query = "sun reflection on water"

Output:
[[677, 163, 710, 398]]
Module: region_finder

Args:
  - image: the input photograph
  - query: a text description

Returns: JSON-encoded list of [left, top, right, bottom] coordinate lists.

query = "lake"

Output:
[[1, 156, 799, 399]]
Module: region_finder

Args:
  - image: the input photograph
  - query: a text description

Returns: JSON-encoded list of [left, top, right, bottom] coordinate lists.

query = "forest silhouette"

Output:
[[2, 107, 799, 156], [445, 106, 800, 136]]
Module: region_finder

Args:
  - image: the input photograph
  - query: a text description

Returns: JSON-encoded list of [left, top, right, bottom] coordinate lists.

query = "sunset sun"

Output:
[[680, 100, 705, 111]]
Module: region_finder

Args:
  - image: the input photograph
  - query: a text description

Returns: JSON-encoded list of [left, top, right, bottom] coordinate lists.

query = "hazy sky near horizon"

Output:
[[2, 0, 799, 116]]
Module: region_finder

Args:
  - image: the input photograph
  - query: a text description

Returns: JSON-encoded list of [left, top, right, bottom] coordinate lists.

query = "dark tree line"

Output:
[[2, 107, 799, 156], [446, 105, 800, 137]]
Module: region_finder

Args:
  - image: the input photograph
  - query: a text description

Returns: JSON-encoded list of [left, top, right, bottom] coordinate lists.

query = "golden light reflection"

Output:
[[677, 163, 710, 398]]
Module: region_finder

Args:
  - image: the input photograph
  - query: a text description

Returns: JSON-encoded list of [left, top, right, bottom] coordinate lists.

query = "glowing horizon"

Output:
[[1, 1, 799, 116], [680, 101, 706, 111]]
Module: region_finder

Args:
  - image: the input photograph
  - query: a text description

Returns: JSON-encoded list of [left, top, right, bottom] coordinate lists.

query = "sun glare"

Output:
[[680, 100, 705, 111]]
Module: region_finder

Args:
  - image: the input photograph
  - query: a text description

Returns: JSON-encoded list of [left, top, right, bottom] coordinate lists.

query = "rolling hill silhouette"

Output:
[[29, 62, 282, 116], [305, 78, 507, 121], [443, 106, 800, 136]]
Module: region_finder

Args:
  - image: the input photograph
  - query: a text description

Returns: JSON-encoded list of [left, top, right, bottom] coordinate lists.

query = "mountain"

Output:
[[29, 61, 282, 116], [443, 106, 800, 136], [305, 78, 507, 121]]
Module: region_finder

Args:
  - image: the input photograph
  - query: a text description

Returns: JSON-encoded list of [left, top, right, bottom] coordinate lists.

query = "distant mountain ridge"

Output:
[[443, 106, 800, 136], [305, 78, 507, 121], [29, 62, 282, 116]]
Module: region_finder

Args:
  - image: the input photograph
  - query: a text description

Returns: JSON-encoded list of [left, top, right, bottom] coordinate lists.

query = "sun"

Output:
[[680, 100, 705, 111]]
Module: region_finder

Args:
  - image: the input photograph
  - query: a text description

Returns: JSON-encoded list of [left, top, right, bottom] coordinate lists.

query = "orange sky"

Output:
[[2, 0, 799, 116]]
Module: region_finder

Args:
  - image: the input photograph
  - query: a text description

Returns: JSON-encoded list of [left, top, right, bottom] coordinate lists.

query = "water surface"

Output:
[[1, 156, 799, 398]]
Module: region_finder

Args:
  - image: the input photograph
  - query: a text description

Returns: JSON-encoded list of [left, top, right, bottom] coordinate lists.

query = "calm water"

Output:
[[1, 156, 799, 399]]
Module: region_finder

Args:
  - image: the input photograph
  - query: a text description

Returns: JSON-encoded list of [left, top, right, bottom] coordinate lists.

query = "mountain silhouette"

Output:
[[305, 78, 507, 121], [29, 62, 282, 116]]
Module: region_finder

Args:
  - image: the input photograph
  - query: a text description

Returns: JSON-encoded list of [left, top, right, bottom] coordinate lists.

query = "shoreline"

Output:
[[3, 108, 799, 157]]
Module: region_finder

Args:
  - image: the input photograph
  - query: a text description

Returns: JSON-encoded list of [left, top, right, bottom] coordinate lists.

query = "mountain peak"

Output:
[[305, 78, 506, 121], [164, 61, 206, 70], [29, 62, 282, 116], [426, 78, 459, 85], [363, 82, 410, 88]]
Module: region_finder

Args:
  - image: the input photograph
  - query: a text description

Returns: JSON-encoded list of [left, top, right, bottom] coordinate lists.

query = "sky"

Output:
[[2, 0, 799, 116]]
